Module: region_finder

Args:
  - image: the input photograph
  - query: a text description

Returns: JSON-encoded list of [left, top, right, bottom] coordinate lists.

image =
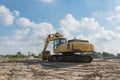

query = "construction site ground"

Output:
[[0, 58, 120, 80]]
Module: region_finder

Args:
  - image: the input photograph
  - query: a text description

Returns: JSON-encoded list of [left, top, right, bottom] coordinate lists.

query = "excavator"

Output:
[[42, 32, 94, 63]]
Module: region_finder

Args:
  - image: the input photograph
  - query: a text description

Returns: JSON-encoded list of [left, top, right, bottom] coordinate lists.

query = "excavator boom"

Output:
[[42, 33, 63, 52], [42, 33, 64, 60]]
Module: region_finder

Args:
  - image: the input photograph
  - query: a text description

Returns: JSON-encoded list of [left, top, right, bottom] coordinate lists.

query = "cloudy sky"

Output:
[[0, 0, 120, 55]]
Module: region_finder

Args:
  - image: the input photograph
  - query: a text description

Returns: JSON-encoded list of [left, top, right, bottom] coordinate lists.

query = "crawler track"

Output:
[[48, 54, 92, 63]]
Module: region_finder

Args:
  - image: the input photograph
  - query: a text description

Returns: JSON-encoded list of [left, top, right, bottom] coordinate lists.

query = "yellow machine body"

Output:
[[54, 41, 94, 53], [42, 33, 94, 62]]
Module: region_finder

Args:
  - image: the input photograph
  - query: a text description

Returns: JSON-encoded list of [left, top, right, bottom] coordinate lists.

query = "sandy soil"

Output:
[[0, 58, 120, 80]]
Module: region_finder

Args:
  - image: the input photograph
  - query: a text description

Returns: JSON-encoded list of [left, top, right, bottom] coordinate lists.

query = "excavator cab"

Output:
[[53, 38, 67, 49]]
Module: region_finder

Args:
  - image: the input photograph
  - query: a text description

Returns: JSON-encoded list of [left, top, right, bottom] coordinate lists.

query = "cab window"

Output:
[[53, 38, 66, 49], [60, 39, 66, 44]]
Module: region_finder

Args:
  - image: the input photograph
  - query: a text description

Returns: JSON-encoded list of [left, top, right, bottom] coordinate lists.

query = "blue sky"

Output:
[[0, 0, 115, 27], [1, 0, 91, 27], [0, 0, 120, 55]]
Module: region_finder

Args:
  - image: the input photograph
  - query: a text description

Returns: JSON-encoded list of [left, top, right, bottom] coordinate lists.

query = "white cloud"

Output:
[[13, 11, 20, 17], [0, 29, 31, 54], [5, 41, 17, 46], [39, 0, 55, 3], [60, 14, 80, 32], [115, 5, 120, 12], [31, 22, 55, 47], [33, 22, 55, 37], [1, 4, 120, 54], [2, 13, 120, 55], [106, 17, 112, 22], [58, 27, 73, 39], [106, 5, 120, 22], [80, 17, 100, 31], [58, 14, 81, 39], [58, 13, 120, 54], [31, 22, 55, 53], [16, 17, 35, 27], [15, 17, 56, 54], [14, 28, 30, 40], [116, 27, 120, 30], [89, 26, 120, 54], [16, 17, 55, 37], [0, 5, 15, 26], [16, 17, 55, 39], [58, 14, 100, 39]]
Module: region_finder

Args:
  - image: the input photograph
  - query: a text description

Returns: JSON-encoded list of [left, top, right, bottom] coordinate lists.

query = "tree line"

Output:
[[0, 52, 41, 59], [0, 51, 120, 59], [90, 51, 120, 59]]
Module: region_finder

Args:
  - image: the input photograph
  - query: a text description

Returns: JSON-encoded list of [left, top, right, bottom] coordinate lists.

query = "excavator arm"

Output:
[[42, 33, 63, 60], [42, 32, 63, 52]]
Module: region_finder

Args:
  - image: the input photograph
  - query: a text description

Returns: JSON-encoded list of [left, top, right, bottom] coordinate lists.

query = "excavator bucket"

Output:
[[42, 51, 50, 60]]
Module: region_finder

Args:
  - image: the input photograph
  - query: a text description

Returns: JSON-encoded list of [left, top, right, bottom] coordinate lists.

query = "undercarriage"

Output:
[[48, 54, 93, 63]]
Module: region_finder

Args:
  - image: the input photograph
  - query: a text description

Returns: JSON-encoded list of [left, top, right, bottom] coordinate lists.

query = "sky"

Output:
[[0, 0, 120, 55]]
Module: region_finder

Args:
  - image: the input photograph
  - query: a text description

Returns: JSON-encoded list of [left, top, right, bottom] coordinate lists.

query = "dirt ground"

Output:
[[0, 58, 120, 80]]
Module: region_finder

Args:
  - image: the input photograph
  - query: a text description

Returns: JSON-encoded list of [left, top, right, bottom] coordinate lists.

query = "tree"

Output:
[[16, 52, 27, 58], [117, 53, 120, 59], [102, 52, 116, 59], [17, 52, 22, 55], [90, 51, 103, 59]]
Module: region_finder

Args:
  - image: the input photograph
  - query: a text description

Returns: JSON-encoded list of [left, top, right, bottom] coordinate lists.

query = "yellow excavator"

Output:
[[42, 32, 94, 62]]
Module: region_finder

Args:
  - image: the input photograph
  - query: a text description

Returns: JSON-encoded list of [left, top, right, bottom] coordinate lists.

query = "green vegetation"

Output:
[[0, 52, 42, 59], [90, 52, 103, 59], [5, 52, 28, 58], [0, 51, 120, 59], [90, 51, 120, 59]]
